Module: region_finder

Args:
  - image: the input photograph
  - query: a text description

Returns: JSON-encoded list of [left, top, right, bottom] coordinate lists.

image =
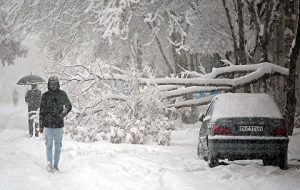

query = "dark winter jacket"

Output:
[[39, 77, 72, 129], [25, 89, 41, 112]]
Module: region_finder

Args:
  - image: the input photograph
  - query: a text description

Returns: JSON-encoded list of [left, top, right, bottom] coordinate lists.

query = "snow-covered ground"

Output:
[[1, 104, 300, 190]]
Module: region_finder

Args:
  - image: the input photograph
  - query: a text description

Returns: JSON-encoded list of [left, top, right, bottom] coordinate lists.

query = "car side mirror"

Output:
[[199, 112, 205, 122]]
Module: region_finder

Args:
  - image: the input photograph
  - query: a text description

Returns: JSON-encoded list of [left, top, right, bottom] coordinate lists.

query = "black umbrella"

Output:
[[17, 74, 46, 85]]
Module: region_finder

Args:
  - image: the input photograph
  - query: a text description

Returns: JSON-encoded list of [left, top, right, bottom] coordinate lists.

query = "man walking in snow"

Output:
[[25, 84, 41, 137], [39, 76, 72, 172]]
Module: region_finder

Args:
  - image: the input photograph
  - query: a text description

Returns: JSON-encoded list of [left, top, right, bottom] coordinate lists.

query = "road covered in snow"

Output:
[[1, 104, 300, 190]]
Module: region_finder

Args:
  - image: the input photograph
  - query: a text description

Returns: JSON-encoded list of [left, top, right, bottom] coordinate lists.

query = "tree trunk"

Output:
[[260, 0, 274, 63], [285, 1, 300, 135], [237, 0, 247, 65], [222, 0, 239, 65], [245, 0, 260, 64], [170, 31, 189, 74], [237, 0, 251, 92]]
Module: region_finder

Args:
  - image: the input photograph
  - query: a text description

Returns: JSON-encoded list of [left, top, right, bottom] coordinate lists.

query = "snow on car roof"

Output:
[[210, 93, 283, 121]]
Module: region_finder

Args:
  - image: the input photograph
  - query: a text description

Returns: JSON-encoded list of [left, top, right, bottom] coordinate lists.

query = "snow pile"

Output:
[[211, 93, 283, 121]]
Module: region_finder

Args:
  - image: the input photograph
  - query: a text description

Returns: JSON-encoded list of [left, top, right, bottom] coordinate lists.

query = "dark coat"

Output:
[[25, 89, 41, 112], [39, 80, 72, 129]]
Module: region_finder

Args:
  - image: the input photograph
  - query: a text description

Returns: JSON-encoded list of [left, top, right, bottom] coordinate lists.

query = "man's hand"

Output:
[[39, 127, 44, 133]]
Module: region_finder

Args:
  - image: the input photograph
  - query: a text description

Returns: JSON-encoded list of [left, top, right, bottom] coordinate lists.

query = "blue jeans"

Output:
[[44, 128, 63, 167]]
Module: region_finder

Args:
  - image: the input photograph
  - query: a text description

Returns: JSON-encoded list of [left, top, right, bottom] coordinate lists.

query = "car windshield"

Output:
[[210, 93, 283, 121]]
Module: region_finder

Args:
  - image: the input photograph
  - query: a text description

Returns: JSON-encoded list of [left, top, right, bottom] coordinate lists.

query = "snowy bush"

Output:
[[63, 62, 174, 145], [126, 127, 144, 144]]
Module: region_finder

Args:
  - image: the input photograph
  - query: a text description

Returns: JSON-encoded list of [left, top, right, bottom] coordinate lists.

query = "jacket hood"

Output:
[[48, 76, 60, 91]]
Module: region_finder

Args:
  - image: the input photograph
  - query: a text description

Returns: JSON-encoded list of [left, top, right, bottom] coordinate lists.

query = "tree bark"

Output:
[[222, 0, 239, 65], [285, 1, 300, 135], [237, 0, 247, 65], [237, 0, 251, 92], [245, 0, 260, 64], [260, 0, 273, 62]]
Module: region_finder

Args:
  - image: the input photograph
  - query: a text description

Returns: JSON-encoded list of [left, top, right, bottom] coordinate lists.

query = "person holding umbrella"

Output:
[[39, 76, 72, 172], [25, 84, 42, 137], [17, 73, 45, 137]]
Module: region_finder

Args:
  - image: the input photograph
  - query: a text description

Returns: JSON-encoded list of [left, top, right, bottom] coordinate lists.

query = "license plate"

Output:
[[238, 126, 264, 132]]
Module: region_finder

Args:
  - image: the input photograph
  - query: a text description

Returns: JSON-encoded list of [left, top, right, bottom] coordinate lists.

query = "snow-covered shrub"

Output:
[[63, 62, 174, 145], [107, 126, 124, 144], [126, 127, 144, 144], [156, 130, 171, 146]]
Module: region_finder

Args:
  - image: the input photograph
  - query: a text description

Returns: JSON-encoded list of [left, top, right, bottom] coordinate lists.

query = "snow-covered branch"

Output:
[[155, 62, 287, 87], [66, 62, 288, 86], [61, 62, 288, 109]]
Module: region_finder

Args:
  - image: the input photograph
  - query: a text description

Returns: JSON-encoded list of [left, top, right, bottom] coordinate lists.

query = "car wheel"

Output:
[[197, 136, 208, 161], [277, 153, 288, 170], [208, 151, 218, 168], [263, 154, 288, 170]]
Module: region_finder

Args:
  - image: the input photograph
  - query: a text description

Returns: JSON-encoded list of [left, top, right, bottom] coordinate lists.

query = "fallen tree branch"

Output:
[[62, 62, 289, 108]]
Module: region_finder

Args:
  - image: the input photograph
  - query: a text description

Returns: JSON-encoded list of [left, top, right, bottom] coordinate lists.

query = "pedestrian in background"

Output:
[[12, 89, 19, 106], [25, 84, 41, 137]]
